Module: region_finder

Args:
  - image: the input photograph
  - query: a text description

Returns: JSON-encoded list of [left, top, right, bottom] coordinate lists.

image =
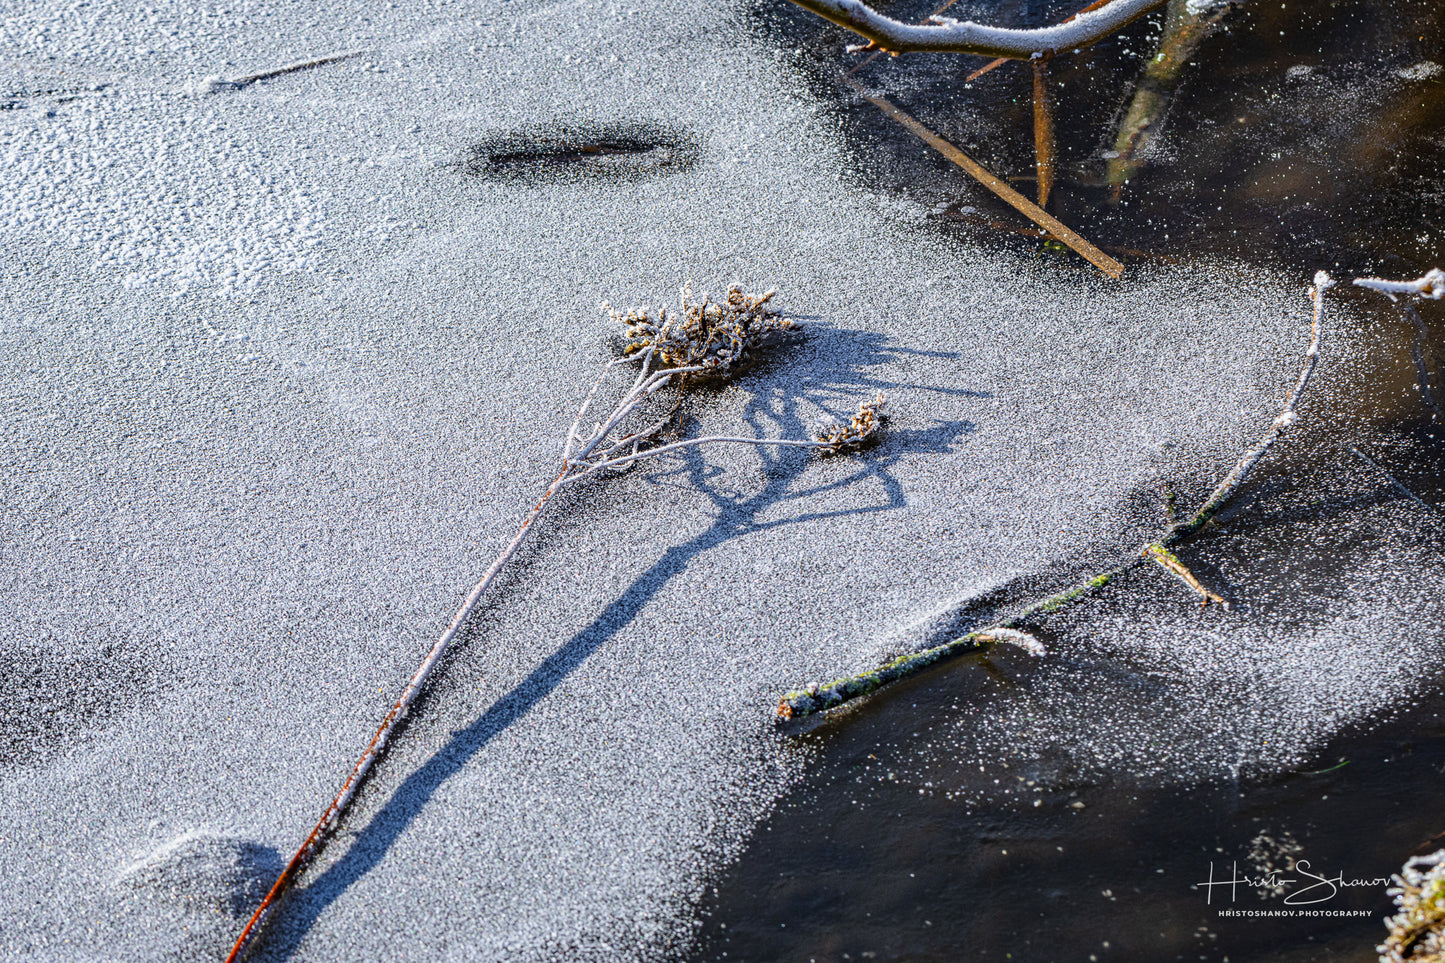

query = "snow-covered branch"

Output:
[[1353, 268, 1445, 301], [786, 0, 1166, 57]]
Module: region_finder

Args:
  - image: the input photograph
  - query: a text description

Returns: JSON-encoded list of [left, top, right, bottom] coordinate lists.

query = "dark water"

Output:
[[687, 2, 1445, 960], [695, 666, 1445, 962]]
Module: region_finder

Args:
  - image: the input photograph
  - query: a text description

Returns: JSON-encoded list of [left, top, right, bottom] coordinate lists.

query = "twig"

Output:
[[192, 50, 364, 95], [965, 57, 1012, 82], [777, 273, 1332, 721], [1032, 60, 1056, 208], [839, 75, 1124, 278], [226, 286, 886, 961], [1142, 541, 1227, 607], [1161, 272, 1331, 545], [1351, 447, 1439, 514], [791, 0, 1166, 58], [973, 626, 1046, 655], [1353, 268, 1445, 301]]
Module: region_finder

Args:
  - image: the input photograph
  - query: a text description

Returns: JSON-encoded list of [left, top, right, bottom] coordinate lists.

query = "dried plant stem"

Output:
[[1161, 272, 1330, 545], [839, 74, 1123, 278], [1380, 849, 1445, 963], [223, 463, 569, 963], [777, 273, 1331, 722], [1032, 60, 1056, 208], [965, 57, 1011, 82], [791, 0, 1165, 58], [228, 290, 889, 959]]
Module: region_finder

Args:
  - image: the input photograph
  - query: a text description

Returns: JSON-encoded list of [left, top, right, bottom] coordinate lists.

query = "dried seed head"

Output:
[[609, 283, 794, 380], [813, 392, 888, 454]]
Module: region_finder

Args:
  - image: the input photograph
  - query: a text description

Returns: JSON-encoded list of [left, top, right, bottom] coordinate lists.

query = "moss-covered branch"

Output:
[[776, 274, 1332, 723], [776, 568, 1123, 719]]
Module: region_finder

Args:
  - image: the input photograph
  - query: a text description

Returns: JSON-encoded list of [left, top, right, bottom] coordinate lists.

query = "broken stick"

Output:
[[838, 74, 1123, 278]]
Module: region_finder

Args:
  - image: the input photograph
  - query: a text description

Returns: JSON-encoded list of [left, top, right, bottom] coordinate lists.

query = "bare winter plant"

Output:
[[224, 284, 885, 961]]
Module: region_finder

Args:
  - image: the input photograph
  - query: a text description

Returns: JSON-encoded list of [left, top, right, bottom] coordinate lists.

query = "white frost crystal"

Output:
[[1380, 850, 1445, 963]]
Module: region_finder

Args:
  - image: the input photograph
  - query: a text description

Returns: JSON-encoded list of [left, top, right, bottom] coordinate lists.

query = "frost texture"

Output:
[[1381, 851, 1445, 963]]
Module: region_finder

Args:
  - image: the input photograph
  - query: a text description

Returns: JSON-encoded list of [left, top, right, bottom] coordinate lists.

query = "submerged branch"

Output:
[[1107, 0, 1235, 192]]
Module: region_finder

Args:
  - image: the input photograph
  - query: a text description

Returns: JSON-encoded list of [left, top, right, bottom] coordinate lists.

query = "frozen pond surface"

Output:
[[1, 0, 1442, 959]]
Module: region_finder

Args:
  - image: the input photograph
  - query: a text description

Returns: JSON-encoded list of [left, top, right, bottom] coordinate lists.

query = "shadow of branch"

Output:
[[259, 325, 980, 959]]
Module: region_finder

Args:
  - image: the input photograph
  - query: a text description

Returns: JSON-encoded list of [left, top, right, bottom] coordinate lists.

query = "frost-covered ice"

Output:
[[1396, 60, 1444, 82], [0, 0, 1436, 960]]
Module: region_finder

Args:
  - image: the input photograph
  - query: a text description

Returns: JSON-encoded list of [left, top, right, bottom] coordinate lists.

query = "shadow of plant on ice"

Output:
[[260, 324, 982, 958]]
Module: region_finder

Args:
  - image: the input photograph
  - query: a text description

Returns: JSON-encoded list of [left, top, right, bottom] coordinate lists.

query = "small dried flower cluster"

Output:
[[609, 283, 794, 380], [812, 391, 888, 454], [1381, 850, 1445, 963]]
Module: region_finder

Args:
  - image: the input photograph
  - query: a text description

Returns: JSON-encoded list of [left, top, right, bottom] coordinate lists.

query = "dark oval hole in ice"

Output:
[[460, 121, 701, 183]]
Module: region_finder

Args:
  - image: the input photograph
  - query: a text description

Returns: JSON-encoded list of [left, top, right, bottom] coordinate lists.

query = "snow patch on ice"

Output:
[[1, 93, 327, 295], [1396, 61, 1443, 82]]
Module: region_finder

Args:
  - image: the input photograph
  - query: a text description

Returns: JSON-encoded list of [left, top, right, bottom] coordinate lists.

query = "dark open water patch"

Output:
[[692, 685, 1445, 962], [744, 0, 1445, 276], [688, 441, 1445, 961], [460, 121, 701, 184]]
